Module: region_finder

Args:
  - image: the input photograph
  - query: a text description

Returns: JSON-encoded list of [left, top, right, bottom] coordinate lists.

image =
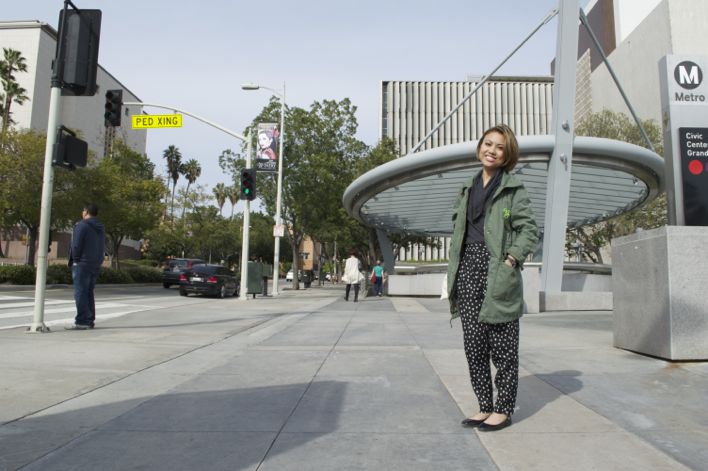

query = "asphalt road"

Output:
[[0, 284, 245, 331]]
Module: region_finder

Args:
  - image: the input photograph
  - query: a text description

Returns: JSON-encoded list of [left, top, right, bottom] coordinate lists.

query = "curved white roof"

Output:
[[343, 135, 664, 236]]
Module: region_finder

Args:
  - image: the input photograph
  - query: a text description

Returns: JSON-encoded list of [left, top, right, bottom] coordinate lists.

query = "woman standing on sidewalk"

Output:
[[446, 124, 538, 432]]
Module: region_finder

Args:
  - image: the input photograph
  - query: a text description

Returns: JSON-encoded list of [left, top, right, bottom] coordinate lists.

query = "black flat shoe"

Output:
[[478, 417, 512, 432], [461, 417, 487, 428]]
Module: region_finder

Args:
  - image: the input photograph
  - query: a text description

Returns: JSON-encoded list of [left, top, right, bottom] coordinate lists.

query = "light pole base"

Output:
[[26, 323, 51, 333]]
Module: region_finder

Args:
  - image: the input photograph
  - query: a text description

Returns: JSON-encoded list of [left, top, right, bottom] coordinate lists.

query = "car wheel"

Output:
[[179, 288, 188, 296], [163, 282, 171, 289], [218, 285, 226, 299]]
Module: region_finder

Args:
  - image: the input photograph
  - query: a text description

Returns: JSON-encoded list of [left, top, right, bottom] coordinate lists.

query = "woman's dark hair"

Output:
[[476, 124, 520, 171]]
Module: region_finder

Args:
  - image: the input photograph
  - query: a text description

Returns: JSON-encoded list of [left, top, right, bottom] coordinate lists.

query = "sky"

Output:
[[4, 0, 586, 204]]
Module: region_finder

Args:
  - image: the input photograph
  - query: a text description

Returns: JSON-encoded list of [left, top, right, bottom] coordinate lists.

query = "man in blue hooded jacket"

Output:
[[65, 203, 105, 330]]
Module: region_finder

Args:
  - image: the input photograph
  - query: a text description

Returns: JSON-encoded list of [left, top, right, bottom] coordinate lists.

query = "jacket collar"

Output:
[[462, 169, 522, 195]]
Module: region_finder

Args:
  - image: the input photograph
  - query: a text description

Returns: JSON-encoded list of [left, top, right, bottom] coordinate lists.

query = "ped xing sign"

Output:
[[132, 114, 183, 129]]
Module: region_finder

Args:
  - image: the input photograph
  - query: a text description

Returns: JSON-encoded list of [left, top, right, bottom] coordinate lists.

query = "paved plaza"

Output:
[[0, 284, 705, 470]]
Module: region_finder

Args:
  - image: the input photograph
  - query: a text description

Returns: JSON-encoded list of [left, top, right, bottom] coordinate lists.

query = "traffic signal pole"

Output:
[[28, 85, 62, 333], [239, 132, 252, 300], [122, 102, 247, 143]]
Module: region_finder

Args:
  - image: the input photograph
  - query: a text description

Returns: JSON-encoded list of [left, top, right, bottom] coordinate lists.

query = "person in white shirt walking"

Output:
[[341, 250, 364, 302]]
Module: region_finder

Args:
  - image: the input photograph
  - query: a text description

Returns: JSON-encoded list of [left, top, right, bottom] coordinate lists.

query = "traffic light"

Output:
[[240, 168, 257, 200], [56, 9, 102, 96], [104, 89, 122, 126], [52, 126, 88, 171]]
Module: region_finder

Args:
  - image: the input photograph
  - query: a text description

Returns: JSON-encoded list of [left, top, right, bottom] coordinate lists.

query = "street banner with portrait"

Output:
[[255, 122, 279, 172]]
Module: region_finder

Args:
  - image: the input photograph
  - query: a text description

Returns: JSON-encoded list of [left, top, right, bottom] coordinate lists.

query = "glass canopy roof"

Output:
[[343, 135, 665, 236]]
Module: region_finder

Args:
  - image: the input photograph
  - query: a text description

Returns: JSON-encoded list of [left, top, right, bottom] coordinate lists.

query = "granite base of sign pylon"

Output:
[[612, 225, 708, 360]]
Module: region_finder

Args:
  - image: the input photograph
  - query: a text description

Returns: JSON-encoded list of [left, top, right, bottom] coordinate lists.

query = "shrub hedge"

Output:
[[0, 264, 36, 285], [0, 264, 162, 285]]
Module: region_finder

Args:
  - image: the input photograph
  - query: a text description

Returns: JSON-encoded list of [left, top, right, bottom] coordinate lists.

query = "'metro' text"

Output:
[[675, 92, 706, 102]]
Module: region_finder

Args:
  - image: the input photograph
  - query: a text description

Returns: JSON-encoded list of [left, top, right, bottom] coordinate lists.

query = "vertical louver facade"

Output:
[[381, 77, 554, 156]]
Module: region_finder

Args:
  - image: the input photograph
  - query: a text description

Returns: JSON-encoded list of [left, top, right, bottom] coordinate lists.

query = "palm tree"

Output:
[[226, 185, 240, 219], [213, 183, 228, 216], [162, 145, 182, 223], [180, 159, 201, 218], [0, 48, 30, 136]]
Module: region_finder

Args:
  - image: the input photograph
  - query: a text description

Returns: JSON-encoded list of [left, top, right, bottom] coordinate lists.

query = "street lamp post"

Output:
[[241, 82, 285, 296]]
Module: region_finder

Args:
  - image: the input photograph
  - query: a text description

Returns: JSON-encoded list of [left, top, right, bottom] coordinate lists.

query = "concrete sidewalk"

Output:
[[0, 286, 705, 470]]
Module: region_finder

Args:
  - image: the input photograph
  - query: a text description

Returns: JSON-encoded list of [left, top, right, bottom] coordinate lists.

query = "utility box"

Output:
[[246, 261, 263, 294]]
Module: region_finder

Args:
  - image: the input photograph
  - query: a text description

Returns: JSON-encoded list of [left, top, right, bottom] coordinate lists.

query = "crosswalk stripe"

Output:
[[0, 307, 155, 330], [0, 302, 153, 320]]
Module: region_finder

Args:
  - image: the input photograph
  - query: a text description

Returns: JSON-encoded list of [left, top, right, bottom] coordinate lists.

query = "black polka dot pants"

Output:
[[457, 242, 520, 416]]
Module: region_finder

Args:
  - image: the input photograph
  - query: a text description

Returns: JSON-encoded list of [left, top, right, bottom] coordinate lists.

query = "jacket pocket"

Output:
[[490, 261, 521, 301]]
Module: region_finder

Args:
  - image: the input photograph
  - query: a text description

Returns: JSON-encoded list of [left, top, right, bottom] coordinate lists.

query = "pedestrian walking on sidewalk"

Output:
[[446, 124, 539, 432], [372, 260, 386, 296], [342, 250, 364, 302], [66, 203, 105, 330]]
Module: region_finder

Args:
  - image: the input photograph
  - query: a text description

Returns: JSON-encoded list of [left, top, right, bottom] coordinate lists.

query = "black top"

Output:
[[465, 171, 502, 244]]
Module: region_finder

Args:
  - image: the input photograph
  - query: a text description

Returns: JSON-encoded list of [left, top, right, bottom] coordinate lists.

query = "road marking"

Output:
[[0, 302, 153, 319], [1, 307, 156, 330], [0, 299, 75, 309]]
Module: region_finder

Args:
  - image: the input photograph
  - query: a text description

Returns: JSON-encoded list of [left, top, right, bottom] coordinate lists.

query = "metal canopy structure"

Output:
[[343, 135, 665, 237]]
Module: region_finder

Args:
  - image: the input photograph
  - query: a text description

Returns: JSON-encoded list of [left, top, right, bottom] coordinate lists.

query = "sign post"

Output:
[[659, 55, 708, 225], [613, 55, 708, 361]]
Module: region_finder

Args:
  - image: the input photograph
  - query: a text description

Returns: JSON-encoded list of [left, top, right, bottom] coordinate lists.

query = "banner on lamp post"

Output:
[[255, 122, 279, 172]]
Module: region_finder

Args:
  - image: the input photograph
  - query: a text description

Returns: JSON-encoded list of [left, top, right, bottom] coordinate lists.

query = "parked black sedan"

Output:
[[178, 264, 239, 298]]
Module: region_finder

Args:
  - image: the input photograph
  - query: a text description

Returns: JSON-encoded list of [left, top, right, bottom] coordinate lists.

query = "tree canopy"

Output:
[[570, 110, 666, 263]]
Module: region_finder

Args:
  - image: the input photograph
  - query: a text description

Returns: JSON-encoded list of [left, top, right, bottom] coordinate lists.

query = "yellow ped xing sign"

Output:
[[132, 114, 183, 129]]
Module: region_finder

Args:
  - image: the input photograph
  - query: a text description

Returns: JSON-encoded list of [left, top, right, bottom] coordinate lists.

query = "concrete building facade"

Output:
[[0, 20, 145, 159], [587, 0, 708, 124]]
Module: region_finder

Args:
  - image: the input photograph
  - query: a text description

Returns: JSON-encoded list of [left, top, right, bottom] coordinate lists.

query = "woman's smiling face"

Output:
[[477, 131, 506, 171]]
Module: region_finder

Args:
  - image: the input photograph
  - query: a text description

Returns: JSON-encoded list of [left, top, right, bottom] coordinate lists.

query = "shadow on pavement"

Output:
[[0, 381, 347, 471]]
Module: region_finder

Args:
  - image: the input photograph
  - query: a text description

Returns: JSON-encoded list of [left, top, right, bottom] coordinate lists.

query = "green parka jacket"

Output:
[[446, 170, 539, 324]]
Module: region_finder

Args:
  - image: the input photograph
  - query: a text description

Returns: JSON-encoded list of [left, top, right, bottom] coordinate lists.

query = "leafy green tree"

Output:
[[0, 130, 76, 265], [244, 97, 371, 288], [248, 212, 279, 263], [143, 224, 195, 262], [69, 141, 166, 268], [177, 183, 210, 224], [570, 110, 666, 263], [162, 145, 182, 223], [0, 48, 30, 137], [217, 150, 246, 220]]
